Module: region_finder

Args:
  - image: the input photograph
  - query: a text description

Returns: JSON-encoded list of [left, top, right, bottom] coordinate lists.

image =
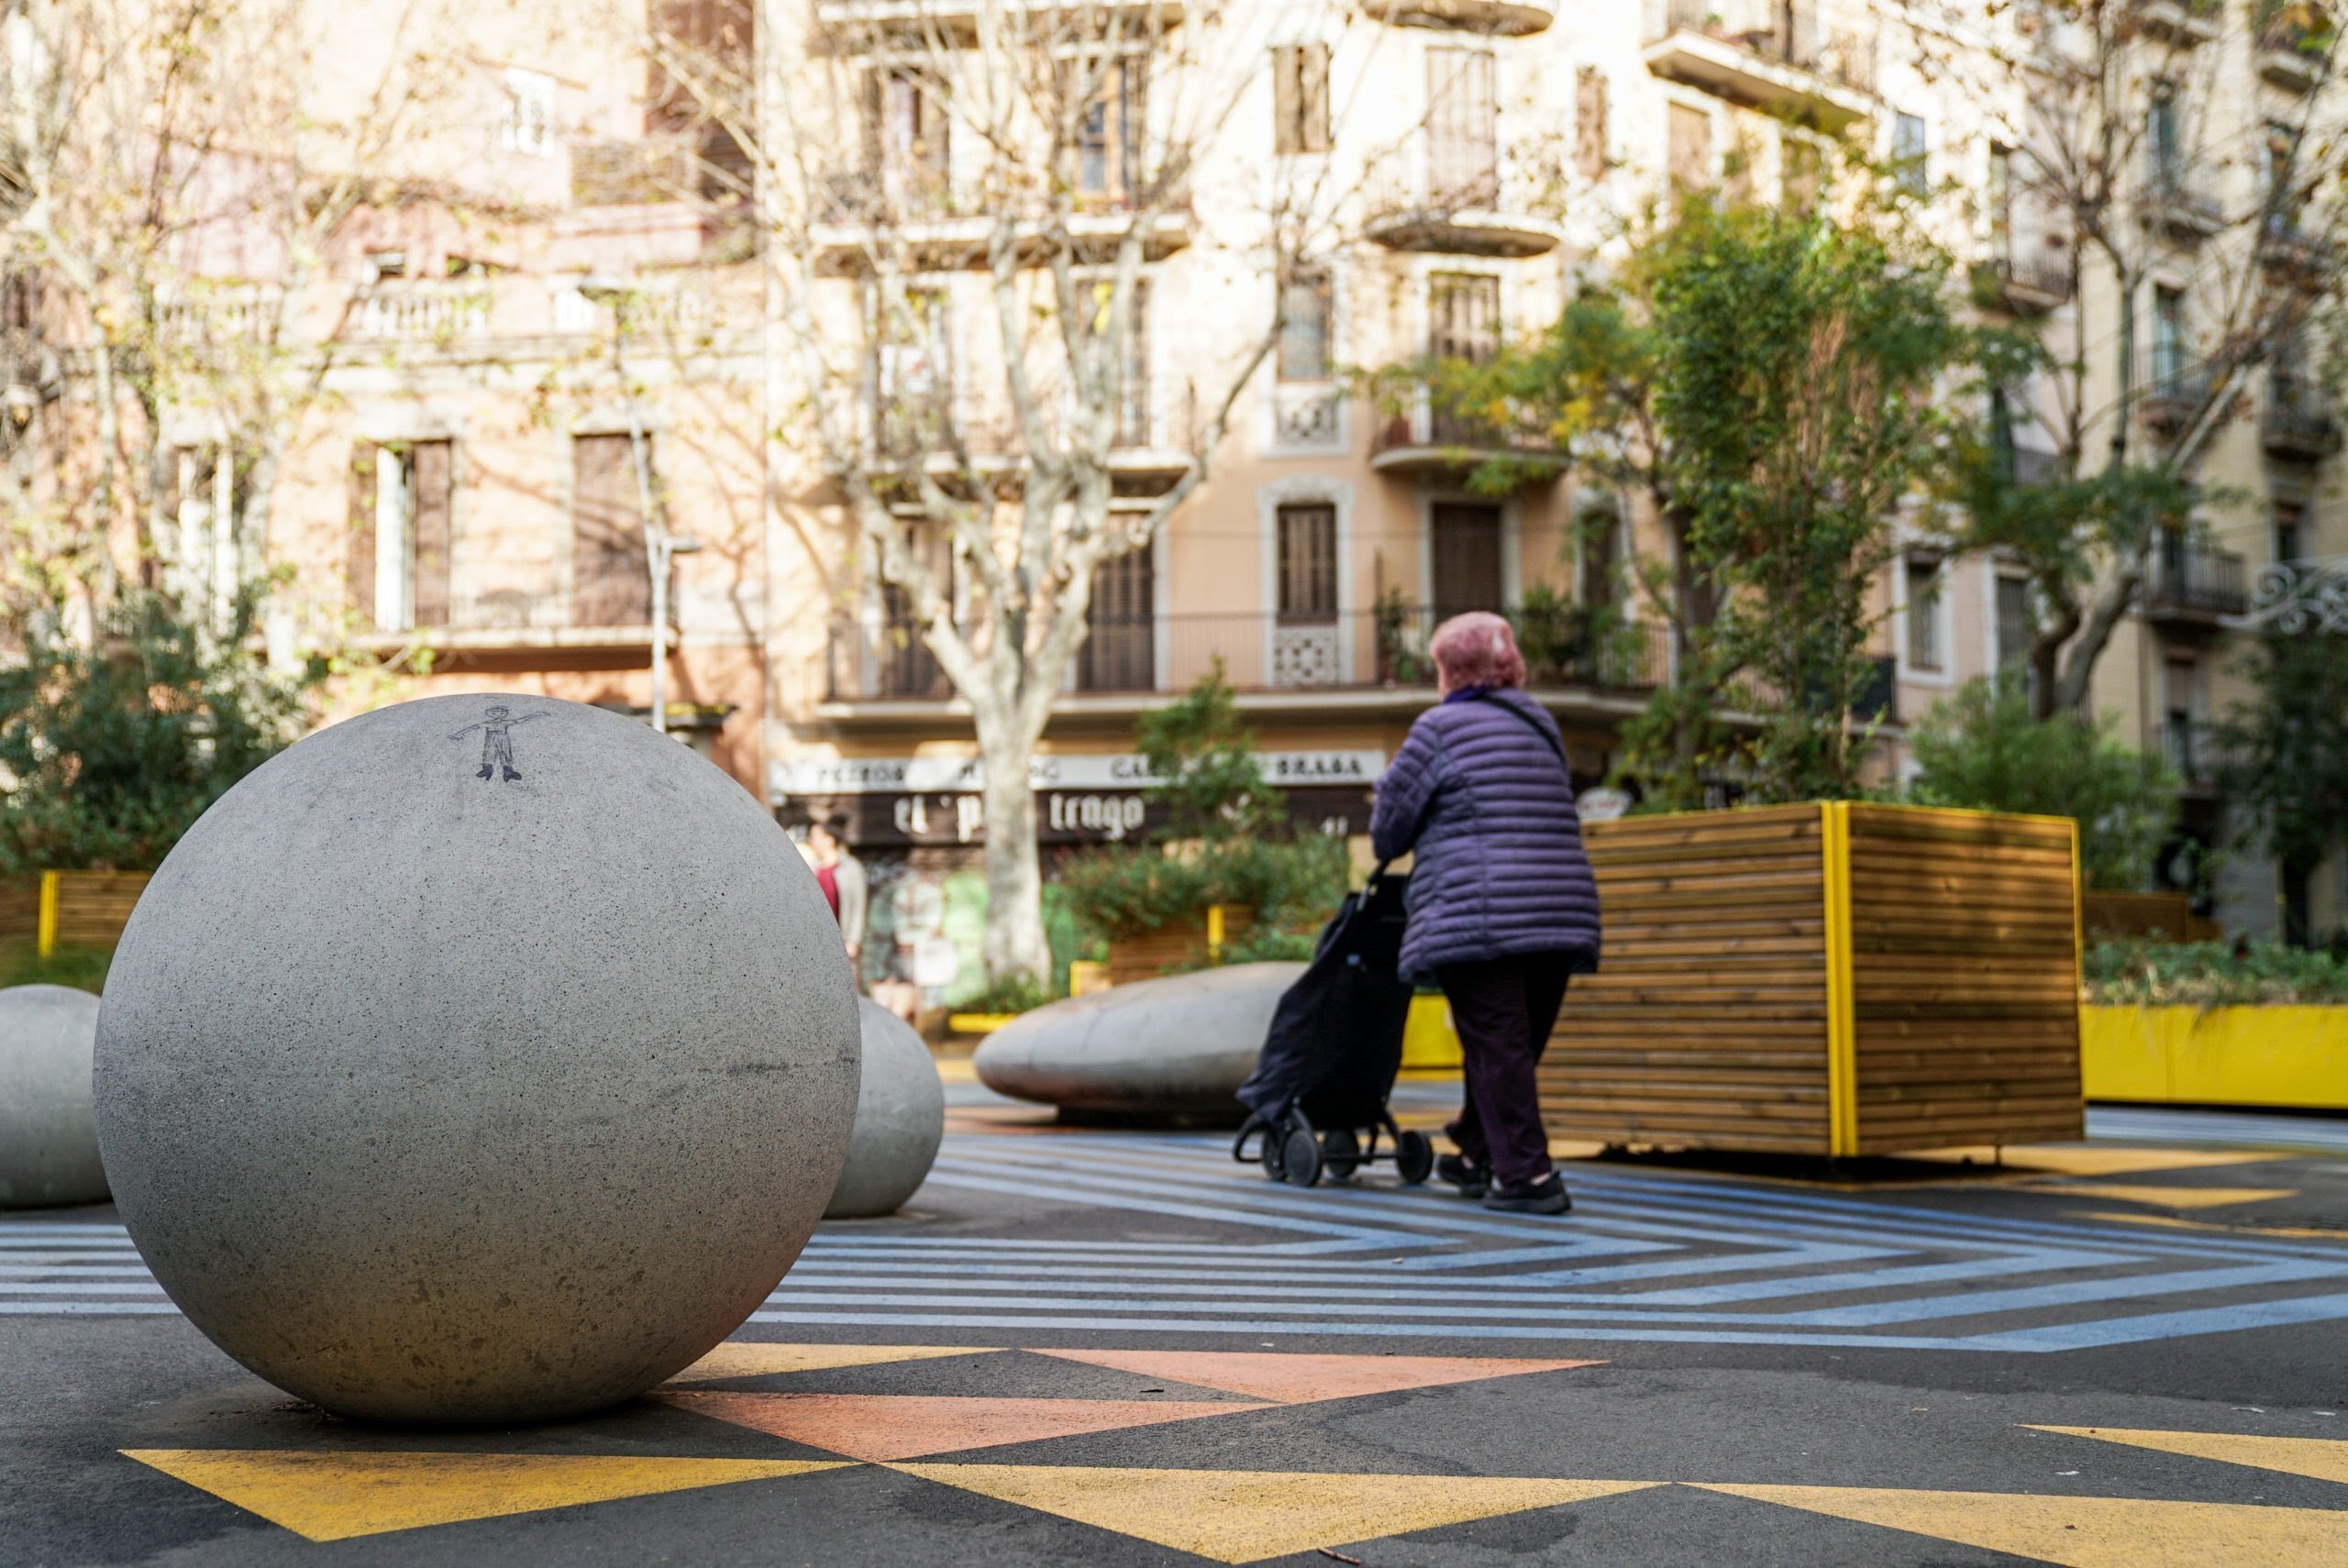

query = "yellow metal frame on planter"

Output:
[[1819, 802, 1858, 1156], [35, 871, 61, 957]]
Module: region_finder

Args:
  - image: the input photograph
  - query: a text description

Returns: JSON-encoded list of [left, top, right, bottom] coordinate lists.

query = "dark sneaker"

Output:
[[1482, 1174, 1571, 1215], [1434, 1154, 1489, 1198]]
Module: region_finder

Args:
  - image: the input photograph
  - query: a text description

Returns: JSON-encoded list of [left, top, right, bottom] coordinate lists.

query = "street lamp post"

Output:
[[579, 275, 703, 735]]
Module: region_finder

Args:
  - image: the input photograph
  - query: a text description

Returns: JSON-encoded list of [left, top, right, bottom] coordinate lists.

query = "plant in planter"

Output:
[[1058, 665, 1349, 980]]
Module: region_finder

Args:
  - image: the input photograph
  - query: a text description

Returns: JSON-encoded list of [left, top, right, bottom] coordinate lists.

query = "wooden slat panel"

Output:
[[50, 872, 151, 947], [1844, 804, 2082, 1147]]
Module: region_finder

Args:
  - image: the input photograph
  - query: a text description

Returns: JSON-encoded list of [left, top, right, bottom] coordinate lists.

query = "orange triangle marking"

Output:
[[1028, 1350, 1601, 1405], [657, 1391, 1269, 1462]]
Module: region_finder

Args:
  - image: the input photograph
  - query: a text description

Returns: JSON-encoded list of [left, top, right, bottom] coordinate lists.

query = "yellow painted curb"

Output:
[[947, 1012, 1018, 1035]]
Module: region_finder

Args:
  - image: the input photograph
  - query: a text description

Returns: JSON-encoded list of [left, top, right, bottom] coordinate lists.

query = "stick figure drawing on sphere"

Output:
[[448, 705, 544, 781]]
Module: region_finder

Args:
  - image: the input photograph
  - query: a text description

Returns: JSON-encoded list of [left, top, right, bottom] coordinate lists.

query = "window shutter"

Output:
[[1273, 46, 1300, 156], [1301, 43, 1330, 154], [412, 440, 453, 628], [572, 434, 650, 626], [1575, 66, 1606, 180], [346, 442, 377, 624]]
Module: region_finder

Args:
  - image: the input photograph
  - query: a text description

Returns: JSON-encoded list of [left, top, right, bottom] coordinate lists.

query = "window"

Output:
[[1076, 60, 1146, 204], [2152, 285, 2187, 390], [1578, 503, 1621, 612], [1426, 48, 1497, 207], [1427, 272, 1500, 362], [874, 286, 950, 452], [1783, 134, 1823, 214], [1080, 278, 1151, 445], [345, 441, 452, 633], [2148, 84, 2180, 187], [1277, 270, 1333, 382], [874, 72, 951, 204], [1272, 43, 1330, 156], [1079, 547, 1156, 692], [1903, 558, 1944, 673], [1667, 103, 1711, 189], [499, 67, 555, 158], [2164, 654, 2202, 778], [1276, 502, 1338, 623], [1988, 143, 2014, 257], [1892, 112, 1929, 195], [1995, 573, 2033, 673], [572, 434, 652, 626], [1574, 66, 1608, 181], [1431, 502, 1503, 619], [2275, 499, 2304, 564]]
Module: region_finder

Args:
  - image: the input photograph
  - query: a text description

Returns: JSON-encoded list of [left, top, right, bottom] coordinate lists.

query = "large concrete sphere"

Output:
[[825, 999, 946, 1219], [0, 985, 108, 1208], [92, 694, 858, 1425], [975, 963, 1304, 1121]]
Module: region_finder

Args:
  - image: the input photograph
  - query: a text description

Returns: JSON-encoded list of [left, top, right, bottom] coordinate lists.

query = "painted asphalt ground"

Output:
[[5, 1088, 2347, 1565]]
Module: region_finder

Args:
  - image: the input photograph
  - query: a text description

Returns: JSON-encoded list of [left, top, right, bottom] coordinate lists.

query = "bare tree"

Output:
[[649, 0, 1362, 983], [1908, 0, 2347, 717], [0, 0, 461, 635]]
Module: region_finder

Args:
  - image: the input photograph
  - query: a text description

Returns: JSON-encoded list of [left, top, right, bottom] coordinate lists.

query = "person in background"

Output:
[[1369, 612, 1602, 1215], [805, 814, 869, 979]]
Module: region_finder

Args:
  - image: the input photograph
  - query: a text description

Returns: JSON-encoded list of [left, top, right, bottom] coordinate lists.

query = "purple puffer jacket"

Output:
[[1369, 689, 1603, 984]]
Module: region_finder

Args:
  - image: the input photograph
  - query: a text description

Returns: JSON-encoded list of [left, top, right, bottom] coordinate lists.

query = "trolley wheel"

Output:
[[1321, 1127, 1361, 1182], [1394, 1130, 1435, 1186], [1280, 1124, 1324, 1187], [1259, 1127, 1288, 1181]]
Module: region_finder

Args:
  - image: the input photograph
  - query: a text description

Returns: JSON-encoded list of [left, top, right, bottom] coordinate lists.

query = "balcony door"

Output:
[[572, 434, 652, 626], [1078, 546, 1155, 693], [347, 439, 452, 632], [1425, 49, 1497, 208], [1427, 273, 1500, 445], [1273, 500, 1342, 687], [1431, 502, 1503, 620]]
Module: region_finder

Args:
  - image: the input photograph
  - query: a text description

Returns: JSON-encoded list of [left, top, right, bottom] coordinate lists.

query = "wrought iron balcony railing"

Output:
[[2144, 545, 2247, 622], [825, 605, 1671, 702]]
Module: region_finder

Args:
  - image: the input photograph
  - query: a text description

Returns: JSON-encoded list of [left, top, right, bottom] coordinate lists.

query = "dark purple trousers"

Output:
[[1435, 954, 1573, 1187]]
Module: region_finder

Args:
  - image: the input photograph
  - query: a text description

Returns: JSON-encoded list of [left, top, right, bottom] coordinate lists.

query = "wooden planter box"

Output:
[[0, 871, 153, 955], [1104, 905, 1254, 986], [2083, 1004, 2348, 1111], [1539, 804, 2083, 1157]]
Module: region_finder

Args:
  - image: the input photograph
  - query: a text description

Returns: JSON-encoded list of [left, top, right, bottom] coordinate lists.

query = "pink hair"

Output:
[[1429, 612, 1526, 692]]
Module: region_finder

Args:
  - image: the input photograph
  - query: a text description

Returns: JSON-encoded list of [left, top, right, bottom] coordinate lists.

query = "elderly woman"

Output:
[[1369, 613, 1601, 1215]]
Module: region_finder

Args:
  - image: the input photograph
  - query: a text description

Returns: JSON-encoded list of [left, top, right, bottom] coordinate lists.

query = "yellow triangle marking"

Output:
[[2028, 1427, 2348, 1486], [895, 1463, 1658, 1563], [1933, 1147, 2281, 1177], [2033, 1183, 2297, 1210], [666, 1342, 1002, 1385], [2071, 1211, 2348, 1241], [1690, 1483, 2348, 1567], [120, 1450, 847, 1541]]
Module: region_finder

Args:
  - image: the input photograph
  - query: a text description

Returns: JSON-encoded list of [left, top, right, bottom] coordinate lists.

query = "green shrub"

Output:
[[0, 943, 112, 994], [1908, 674, 2178, 889], [954, 973, 1053, 1016], [2085, 940, 2348, 1007]]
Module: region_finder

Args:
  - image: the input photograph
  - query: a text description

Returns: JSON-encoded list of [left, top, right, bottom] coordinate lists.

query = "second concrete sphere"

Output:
[[0, 984, 109, 1209], [825, 999, 947, 1219], [92, 695, 859, 1424]]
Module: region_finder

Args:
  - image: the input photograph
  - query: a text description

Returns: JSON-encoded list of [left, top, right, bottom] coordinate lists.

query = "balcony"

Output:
[[2263, 373, 2342, 458], [1359, 1, 1556, 35], [1642, 1, 1876, 133], [1370, 387, 1567, 479], [2258, 6, 2332, 91], [2134, 0, 2222, 47], [2160, 719, 2220, 791], [1975, 244, 2074, 314], [1361, 143, 1560, 258], [354, 578, 681, 657], [2138, 363, 2212, 436], [2143, 545, 2248, 629], [2259, 213, 2335, 277], [814, 0, 1183, 34], [2142, 167, 2223, 240], [864, 375, 1201, 491], [824, 606, 1670, 707], [353, 282, 491, 345], [813, 170, 1193, 269]]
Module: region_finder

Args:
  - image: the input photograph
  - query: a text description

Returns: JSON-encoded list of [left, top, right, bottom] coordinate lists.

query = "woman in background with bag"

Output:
[[1369, 613, 1602, 1214]]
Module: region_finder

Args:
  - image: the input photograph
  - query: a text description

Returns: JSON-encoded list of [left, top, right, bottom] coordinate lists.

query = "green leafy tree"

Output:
[[1133, 660, 1286, 842], [0, 591, 316, 873], [1652, 204, 1967, 802], [1908, 675, 2179, 889], [2215, 632, 2348, 912]]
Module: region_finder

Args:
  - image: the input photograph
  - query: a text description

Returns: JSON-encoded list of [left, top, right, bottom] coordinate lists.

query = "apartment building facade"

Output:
[[197, 0, 2340, 964]]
